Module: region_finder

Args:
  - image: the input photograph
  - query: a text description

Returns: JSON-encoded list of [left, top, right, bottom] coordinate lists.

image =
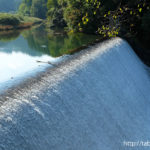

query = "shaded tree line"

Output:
[[18, 0, 150, 36], [18, 0, 150, 64], [18, 0, 47, 19]]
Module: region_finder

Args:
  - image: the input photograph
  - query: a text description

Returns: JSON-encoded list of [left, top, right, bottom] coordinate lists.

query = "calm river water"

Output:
[[0, 25, 100, 89]]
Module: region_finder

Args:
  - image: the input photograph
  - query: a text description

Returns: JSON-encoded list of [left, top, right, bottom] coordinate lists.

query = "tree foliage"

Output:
[[0, 13, 21, 25], [18, 0, 150, 42], [47, 0, 66, 27], [18, 0, 47, 19], [95, 0, 150, 37]]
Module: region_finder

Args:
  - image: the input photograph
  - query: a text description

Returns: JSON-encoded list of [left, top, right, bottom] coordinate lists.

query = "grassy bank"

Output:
[[0, 13, 43, 31]]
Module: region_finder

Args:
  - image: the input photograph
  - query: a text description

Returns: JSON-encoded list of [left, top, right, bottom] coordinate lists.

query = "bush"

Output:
[[0, 13, 21, 25]]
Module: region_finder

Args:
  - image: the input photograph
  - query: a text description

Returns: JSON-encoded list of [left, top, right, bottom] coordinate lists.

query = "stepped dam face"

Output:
[[0, 38, 150, 150]]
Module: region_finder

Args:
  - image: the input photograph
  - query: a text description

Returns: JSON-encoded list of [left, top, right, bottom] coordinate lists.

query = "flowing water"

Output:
[[0, 30, 150, 149]]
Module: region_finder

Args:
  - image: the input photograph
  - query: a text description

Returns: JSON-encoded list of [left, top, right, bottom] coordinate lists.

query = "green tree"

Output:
[[18, 0, 47, 19], [47, 0, 66, 27]]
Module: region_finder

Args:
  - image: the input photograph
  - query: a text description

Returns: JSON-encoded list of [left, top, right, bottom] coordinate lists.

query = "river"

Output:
[[0, 27, 150, 150], [0, 25, 100, 91]]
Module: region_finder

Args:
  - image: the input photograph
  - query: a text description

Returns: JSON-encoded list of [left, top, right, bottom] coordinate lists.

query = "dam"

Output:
[[0, 38, 150, 150]]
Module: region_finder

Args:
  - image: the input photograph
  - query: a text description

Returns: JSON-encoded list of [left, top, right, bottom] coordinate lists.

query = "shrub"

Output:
[[0, 13, 20, 26]]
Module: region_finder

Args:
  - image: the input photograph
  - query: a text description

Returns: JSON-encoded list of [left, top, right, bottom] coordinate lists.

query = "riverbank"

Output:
[[0, 13, 43, 31]]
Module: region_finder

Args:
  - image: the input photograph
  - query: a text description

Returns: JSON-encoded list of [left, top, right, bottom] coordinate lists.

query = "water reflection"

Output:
[[0, 29, 22, 39], [22, 26, 101, 57], [0, 25, 100, 88]]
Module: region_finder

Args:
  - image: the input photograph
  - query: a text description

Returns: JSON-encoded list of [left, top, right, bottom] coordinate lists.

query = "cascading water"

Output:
[[0, 38, 150, 150]]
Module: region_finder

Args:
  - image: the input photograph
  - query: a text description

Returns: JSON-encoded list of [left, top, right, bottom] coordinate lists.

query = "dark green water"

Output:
[[0, 25, 100, 86], [0, 25, 101, 57]]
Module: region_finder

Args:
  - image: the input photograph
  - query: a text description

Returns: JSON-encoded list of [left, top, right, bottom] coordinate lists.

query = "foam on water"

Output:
[[0, 35, 68, 91], [0, 38, 150, 150]]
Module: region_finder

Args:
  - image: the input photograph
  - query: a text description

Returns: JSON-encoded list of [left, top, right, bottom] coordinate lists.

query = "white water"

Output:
[[0, 36, 67, 91], [0, 38, 150, 150], [0, 52, 54, 82]]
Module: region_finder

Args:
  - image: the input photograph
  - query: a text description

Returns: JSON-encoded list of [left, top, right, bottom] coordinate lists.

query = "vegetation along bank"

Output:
[[0, 0, 150, 65], [0, 13, 43, 31]]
